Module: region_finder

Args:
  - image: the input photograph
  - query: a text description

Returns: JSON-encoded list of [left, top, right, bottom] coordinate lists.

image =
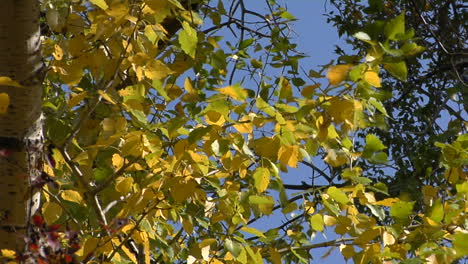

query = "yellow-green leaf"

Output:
[[61, 190, 83, 204], [240, 226, 266, 238], [216, 84, 248, 101], [253, 167, 270, 193], [0, 93, 10, 114], [0, 77, 22, 87], [115, 176, 134, 195], [310, 213, 324, 231], [90, 0, 109, 10], [179, 21, 198, 58], [326, 64, 353, 85], [327, 186, 349, 205], [42, 201, 62, 224]]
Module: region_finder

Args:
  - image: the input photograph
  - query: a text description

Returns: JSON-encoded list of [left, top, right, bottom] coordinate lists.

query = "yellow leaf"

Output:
[[364, 70, 381, 87], [61, 190, 83, 204], [339, 244, 355, 260], [233, 115, 253, 133], [199, 238, 217, 248], [327, 64, 353, 85], [205, 111, 225, 126], [98, 90, 116, 104], [184, 77, 197, 94], [0, 93, 10, 114], [0, 77, 22, 87], [1, 249, 16, 259], [327, 124, 340, 139], [269, 247, 282, 264], [382, 231, 396, 246], [354, 228, 380, 245], [105, 3, 129, 19], [278, 145, 300, 168], [68, 91, 87, 109], [252, 137, 280, 161], [53, 44, 63, 60], [216, 85, 248, 101], [115, 176, 134, 195], [90, 0, 108, 10], [324, 149, 348, 167], [323, 215, 337, 226], [112, 153, 124, 170], [301, 84, 320, 97], [374, 198, 399, 206], [42, 201, 62, 223], [144, 60, 174, 80], [253, 167, 270, 193]]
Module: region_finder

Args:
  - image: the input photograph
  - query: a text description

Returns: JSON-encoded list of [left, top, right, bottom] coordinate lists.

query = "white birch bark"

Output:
[[0, 0, 44, 250]]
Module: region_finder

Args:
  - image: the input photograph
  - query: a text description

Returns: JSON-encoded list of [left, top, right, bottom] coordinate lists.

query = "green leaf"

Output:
[[390, 200, 414, 219], [366, 204, 385, 220], [179, 21, 198, 58], [384, 61, 407, 81], [239, 39, 254, 49], [363, 134, 386, 159], [454, 233, 468, 257], [224, 238, 242, 258], [327, 187, 349, 205], [249, 195, 275, 205], [384, 12, 405, 40], [279, 11, 296, 20], [428, 199, 444, 223], [368, 97, 388, 116]]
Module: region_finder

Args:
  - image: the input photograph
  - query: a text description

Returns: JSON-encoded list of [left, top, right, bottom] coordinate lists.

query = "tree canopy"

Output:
[[0, 0, 466, 263]]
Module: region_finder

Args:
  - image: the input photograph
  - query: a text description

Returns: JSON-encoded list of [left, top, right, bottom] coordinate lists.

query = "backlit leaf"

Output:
[[253, 167, 270, 193], [390, 200, 414, 219], [179, 21, 198, 58], [384, 61, 407, 81], [240, 226, 266, 238], [310, 214, 324, 231], [327, 186, 349, 205], [385, 12, 405, 40]]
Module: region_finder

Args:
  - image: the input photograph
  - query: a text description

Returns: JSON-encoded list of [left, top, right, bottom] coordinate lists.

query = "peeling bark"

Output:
[[0, 0, 44, 250]]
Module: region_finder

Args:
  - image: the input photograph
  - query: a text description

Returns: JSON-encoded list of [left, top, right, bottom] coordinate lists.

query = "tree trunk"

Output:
[[0, 0, 44, 251]]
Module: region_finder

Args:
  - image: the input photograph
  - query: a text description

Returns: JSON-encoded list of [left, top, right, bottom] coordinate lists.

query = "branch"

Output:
[[277, 237, 355, 254]]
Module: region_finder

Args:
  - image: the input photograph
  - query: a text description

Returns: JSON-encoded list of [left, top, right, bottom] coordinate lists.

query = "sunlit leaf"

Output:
[[326, 64, 353, 85], [61, 190, 83, 204]]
